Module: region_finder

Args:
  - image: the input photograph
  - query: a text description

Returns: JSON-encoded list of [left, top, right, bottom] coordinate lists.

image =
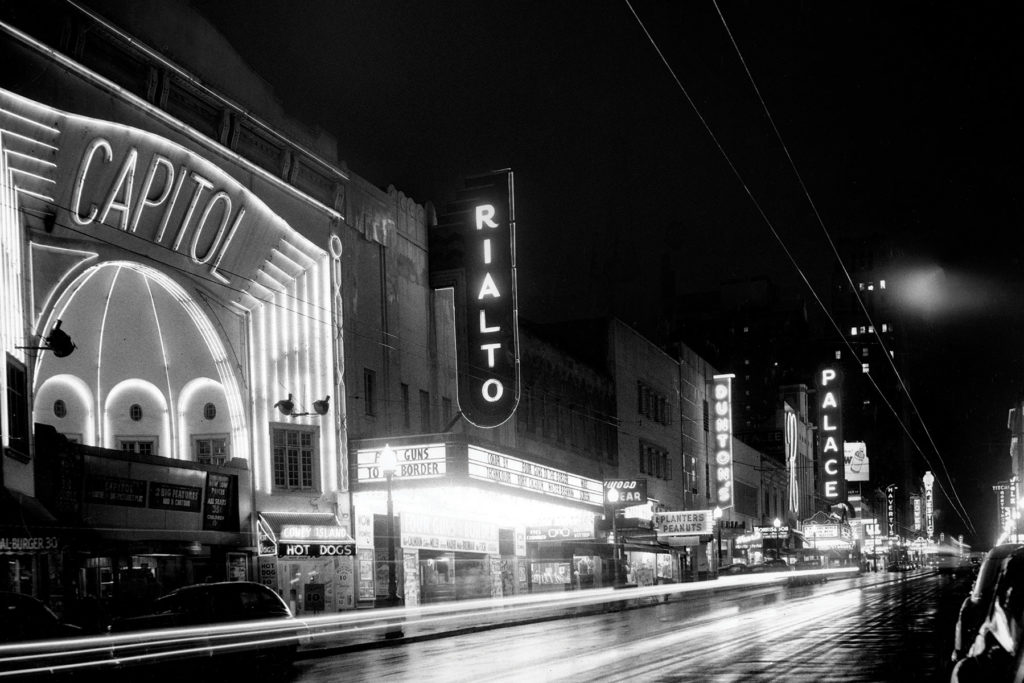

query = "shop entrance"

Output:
[[418, 551, 491, 603]]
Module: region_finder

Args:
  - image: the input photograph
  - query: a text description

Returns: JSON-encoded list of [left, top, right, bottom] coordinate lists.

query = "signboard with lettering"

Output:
[[843, 441, 870, 482], [467, 446, 603, 507], [257, 556, 278, 588], [355, 444, 446, 483], [711, 374, 735, 509], [923, 471, 935, 537], [202, 472, 238, 531], [604, 479, 649, 508], [430, 170, 520, 429], [400, 513, 499, 554], [0, 536, 60, 553], [148, 482, 202, 512], [653, 510, 713, 537], [816, 366, 847, 506], [277, 541, 355, 558], [526, 524, 594, 542], [85, 476, 146, 507]]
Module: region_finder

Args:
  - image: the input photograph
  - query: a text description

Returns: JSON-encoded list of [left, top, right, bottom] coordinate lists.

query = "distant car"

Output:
[[719, 563, 751, 576], [0, 592, 82, 643], [749, 559, 792, 574], [952, 548, 1024, 681], [887, 561, 910, 572], [951, 544, 1024, 666], [791, 560, 828, 585]]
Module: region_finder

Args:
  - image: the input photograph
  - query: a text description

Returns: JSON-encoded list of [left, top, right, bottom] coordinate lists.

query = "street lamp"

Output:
[[773, 517, 782, 560], [380, 444, 399, 607], [713, 506, 724, 573], [607, 488, 622, 585]]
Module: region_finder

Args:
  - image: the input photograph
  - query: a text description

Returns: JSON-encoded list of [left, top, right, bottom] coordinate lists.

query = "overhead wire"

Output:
[[623, 0, 976, 534], [709, 0, 975, 535]]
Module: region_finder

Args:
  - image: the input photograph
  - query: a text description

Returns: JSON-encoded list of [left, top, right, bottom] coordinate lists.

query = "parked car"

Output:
[[110, 581, 292, 632], [719, 563, 751, 576], [951, 544, 1024, 666], [110, 581, 298, 669], [952, 548, 1024, 681], [0, 592, 82, 643]]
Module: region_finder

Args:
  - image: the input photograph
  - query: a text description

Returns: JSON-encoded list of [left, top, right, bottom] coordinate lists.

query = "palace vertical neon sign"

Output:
[[712, 374, 735, 508], [817, 366, 847, 507]]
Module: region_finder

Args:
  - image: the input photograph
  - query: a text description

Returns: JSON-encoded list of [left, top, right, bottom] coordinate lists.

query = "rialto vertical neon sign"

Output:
[[816, 366, 847, 507], [923, 471, 934, 538], [712, 374, 735, 508], [430, 170, 519, 428]]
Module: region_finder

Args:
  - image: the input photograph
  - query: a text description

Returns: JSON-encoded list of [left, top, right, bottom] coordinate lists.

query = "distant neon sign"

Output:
[[923, 471, 934, 537], [712, 374, 735, 508], [816, 367, 846, 506]]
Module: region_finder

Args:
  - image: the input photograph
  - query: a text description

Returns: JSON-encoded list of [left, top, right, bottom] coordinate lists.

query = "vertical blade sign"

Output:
[[712, 374, 735, 509], [816, 366, 847, 508], [429, 170, 519, 428]]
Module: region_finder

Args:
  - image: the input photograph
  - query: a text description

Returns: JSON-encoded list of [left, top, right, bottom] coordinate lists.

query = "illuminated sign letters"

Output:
[[923, 471, 934, 538], [816, 366, 847, 507], [653, 510, 713, 536], [355, 444, 447, 483], [712, 374, 735, 508], [604, 479, 649, 508], [430, 171, 520, 428], [468, 446, 603, 506]]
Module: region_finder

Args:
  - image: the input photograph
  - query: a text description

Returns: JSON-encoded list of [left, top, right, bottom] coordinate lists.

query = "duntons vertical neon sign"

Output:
[[430, 170, 519, 428], [712, 374, 735, 508]]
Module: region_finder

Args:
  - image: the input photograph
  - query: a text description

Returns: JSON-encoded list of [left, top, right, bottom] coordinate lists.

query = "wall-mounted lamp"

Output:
[[274, 394, 331, 417], [18, 320, 76, 357]]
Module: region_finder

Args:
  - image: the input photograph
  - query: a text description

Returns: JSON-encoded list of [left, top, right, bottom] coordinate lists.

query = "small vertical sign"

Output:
[[816, 366, 847, 508], [711, 374, 735, 509]]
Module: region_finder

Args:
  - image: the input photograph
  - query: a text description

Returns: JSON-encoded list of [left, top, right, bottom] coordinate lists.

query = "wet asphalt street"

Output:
[[284, 570, 971, 683]]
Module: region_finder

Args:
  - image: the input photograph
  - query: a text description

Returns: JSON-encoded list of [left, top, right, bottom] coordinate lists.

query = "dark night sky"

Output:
[[178, 0, 1023, 544]]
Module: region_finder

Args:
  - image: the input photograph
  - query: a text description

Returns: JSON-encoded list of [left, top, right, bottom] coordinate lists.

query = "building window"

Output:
[[5, 355, 30, 460], [420, 390, 431, 432], [53, 399, 67, 419], [862, 347, 869, 357], [129, 404, 143, 422], [881, 323, 888, 333], [702, 400, 709, 432], [119, 439, 157, 456], [401, 383, 410, 429], [835, 350, 842, 360], [363, 369, 376, 416], [850, 327, 858, 336], [203, 402, 217, 420], [272, 426, 316, 490], [880, 279, 886, 289], [442, 397, 453, 427], [862, 363, 870, 374], [195, 436, 229, 465]]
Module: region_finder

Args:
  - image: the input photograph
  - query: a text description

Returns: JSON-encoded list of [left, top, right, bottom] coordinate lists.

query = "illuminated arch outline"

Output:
[[36, 373, 96, 445], [103, 378, 169, 451], [39, 260, 250, 464]]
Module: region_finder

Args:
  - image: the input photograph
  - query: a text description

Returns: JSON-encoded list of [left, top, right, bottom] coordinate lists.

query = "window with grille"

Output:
[[272, 427, 316, 490], [119, 439, 157, 456], [195, 436, 229, 465], [5, 356, 30, 461]]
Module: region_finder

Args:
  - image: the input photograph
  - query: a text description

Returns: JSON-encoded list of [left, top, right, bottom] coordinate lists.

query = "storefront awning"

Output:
[[258, 512, 353, 559], [0, 487, 61, 554]]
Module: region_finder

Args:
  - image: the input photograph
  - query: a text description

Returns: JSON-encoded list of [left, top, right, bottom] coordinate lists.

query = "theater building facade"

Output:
[[0, 3, 362, 613]]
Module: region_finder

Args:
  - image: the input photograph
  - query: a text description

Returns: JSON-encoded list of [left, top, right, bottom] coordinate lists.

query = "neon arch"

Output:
[[38, 260, 250, 464], [36, 373, 96, 445]]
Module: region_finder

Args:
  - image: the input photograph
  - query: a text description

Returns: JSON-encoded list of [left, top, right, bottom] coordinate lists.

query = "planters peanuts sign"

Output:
[[430, 171, 520, 428]]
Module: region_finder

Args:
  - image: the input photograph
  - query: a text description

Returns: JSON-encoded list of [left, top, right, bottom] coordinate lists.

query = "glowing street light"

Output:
[[773, 517, 782, 560], [713, 506, 724, 573], [380, 444, 400, 607]]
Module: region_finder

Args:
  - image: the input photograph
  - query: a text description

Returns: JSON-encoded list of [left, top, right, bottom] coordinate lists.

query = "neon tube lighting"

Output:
[[5, 149, 57, 167]]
